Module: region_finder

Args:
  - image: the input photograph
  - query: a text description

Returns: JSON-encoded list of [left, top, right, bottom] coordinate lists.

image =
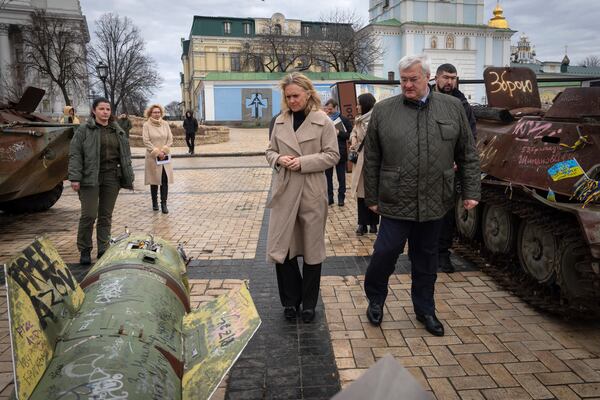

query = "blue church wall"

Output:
[[435, 3, 456, 24], [414, 2, 428, 21], [414, 35, 425, 54], [214, 87, 243, 121], [463, 4, 477, 24], [197, 91, 204, 120], [382, 35, 403, 75], [493, 39, 504, 67]]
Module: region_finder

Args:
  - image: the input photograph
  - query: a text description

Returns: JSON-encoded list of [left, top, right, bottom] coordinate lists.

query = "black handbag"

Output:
[[348, 140, 365, 164]]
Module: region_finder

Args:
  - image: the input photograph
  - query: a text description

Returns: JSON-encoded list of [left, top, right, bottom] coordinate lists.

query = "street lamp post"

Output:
[[95, 61, 108, 99]]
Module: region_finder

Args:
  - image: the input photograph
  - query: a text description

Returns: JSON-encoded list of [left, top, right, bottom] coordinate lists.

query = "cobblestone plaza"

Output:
[[1, 130, 599, 399]]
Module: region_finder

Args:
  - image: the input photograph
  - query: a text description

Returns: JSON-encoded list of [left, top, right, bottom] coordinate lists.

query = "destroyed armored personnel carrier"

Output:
[[456, 67, 600, 312], [0, 87, 74, 213]]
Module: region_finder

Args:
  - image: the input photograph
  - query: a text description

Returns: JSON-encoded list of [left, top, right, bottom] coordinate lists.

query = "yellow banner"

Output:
[[5, 237, 84, 400], [182, 283, 261, 400]]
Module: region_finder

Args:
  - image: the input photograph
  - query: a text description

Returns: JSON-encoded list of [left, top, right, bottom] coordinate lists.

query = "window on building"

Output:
[[446, 34, 455, 49], [321, 25, 328, 37], [383, 0, 390, 9], [431, 36, 438, 49], [223, 21, 231, 35], [254, 55, 264, 72], [274, 24, 282, 35], [231, 53, 241, 71], [302, 26, 310, 36], [319, 60, 330, 72], [243, 23, 251, 35], [463, 37, 470, 50]]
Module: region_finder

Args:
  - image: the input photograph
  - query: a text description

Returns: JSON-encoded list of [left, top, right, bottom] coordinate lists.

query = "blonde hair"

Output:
[[279, 72, 321, 115], [144, 103, 165, 119]]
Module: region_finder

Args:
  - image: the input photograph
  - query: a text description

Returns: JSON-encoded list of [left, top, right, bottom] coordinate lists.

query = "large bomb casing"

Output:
[[4, 235, 260, 400]]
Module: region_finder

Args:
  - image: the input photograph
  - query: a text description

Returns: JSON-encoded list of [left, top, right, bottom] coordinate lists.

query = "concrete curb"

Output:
[[131, 151, 265, 159]]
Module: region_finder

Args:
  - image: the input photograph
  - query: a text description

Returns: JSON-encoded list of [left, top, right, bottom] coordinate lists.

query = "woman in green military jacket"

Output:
[[68, 97, 134, 265]]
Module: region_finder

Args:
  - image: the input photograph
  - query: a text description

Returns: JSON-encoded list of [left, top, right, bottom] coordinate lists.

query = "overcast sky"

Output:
[[79, 0, 600, 107]]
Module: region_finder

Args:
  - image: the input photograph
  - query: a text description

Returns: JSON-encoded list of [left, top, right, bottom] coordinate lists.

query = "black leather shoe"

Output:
[[369, 225, 378, 234], [440, 260, 455, 273], [366, 302, 383, 326], [80, 250, 91, 265], [338, 201, 345, 207], [328, 199, 334, 206], [152, 199, 159, 211], [356, 225, 367, 236], [416, 314, 445, 336], [301, 308, 316, 323], [284, 307, 297, 320], [161, 202, 169, 214]]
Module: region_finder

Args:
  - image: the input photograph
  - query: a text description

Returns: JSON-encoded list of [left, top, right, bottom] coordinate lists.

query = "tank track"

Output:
[[455, 184, 600, 318]]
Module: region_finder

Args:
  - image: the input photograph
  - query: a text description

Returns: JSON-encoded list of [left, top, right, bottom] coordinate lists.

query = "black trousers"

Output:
[[185, 132, 196, 153], [364, 216, 443, 315], [357, 198, 380, 226], [438, 208, 455, 261], [325, 161, 346, 203], [150, 167, 168, 203], [275, 255, 322, 309]]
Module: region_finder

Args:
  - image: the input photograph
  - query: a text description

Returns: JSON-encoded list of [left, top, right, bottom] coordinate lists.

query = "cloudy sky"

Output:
[[79, 0, 599, 106]]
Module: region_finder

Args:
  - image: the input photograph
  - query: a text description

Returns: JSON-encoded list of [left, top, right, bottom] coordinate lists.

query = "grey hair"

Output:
[[397, 54, 431, 76]]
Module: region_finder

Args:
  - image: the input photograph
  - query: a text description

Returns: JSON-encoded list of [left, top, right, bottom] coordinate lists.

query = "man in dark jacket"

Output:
[[183, 111, 199, 154], [433, 63, 477, 273], [363, 54, 481, 336], [324, 99, 352, 206]]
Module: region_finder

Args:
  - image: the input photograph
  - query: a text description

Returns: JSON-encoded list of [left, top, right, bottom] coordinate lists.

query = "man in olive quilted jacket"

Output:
[[362, 54, 481, 336]]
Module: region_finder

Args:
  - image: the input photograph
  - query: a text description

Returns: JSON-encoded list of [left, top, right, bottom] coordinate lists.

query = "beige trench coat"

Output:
[[265, 110, 340, 265], [349, 111, 372, 199], [142, 119, 174, 185]]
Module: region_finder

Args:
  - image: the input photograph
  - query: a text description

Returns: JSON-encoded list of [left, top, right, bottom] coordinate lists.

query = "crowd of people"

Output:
[[67, 53, 481, 337]]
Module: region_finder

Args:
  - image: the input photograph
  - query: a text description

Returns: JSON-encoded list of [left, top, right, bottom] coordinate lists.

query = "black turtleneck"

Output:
[[292, 110, 306, 132]]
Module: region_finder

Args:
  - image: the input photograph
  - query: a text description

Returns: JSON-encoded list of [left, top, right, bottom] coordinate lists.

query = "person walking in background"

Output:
[[349, 93, 379, 236], [117, 113, 132, 137], [183, 110, 199, 154], [68, 97, 134, 265], [433, 63, 478, 273], [143, 104, 174, 214], [266, 73, 339, 323], [362, 54, 481, 336], [324, 99, 352, 206], [63, 106, 80, 124]]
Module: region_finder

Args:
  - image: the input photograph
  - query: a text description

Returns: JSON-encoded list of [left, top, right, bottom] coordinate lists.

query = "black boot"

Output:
[[369, 224, 378, 234], [150, 185, 159, 211], [356, 225, 367, 236], [160, 183, 169, 214], [80, 249, 91, 265]]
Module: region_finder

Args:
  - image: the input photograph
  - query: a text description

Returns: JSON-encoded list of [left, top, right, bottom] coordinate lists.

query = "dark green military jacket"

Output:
[[363, 91, 480, 221], [68, 119, 134, 189]]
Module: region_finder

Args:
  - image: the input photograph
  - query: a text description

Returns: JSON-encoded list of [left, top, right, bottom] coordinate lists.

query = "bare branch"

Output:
[[579, 55, 600, 68], [88, 13, 161, 113]]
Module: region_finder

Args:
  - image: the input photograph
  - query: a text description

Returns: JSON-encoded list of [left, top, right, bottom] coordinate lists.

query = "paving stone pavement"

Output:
[[1, 146, 600, 399]]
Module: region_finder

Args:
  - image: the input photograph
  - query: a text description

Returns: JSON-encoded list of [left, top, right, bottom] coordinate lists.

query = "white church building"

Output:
[[365, 0, 515, 103]]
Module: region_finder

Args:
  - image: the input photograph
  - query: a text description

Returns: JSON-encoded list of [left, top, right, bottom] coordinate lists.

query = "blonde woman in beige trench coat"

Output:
[[143, 104, 174, 214], [266, 72, 340, 323]]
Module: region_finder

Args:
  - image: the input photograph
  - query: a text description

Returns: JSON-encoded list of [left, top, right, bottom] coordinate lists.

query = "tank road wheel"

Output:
[[517, 220, 558, 284], [482, 204, 518, 254], [0, 182, 63, 214], [455, 197, 482, 240], [557, 241, 594, 301]]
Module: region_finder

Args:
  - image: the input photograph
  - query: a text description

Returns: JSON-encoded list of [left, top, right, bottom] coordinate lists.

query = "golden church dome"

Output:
[[488, 1, 509, 29]]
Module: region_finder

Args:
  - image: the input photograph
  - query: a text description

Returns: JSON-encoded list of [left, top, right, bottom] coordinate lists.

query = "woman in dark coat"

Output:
[[183, 111, 199, 154]]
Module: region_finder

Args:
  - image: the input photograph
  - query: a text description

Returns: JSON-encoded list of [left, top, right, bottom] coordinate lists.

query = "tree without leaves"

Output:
[[316, 9, 382, 73], [20, 9, 87, 106], [164, 101, 182, 118], [88, 13, 161, 113], [579, 55, 600, 68], [241, 20, 315, 73]]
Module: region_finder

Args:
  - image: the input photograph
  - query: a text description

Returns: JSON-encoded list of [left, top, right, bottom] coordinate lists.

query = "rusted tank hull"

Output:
[[0, 125, 72, 202]]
